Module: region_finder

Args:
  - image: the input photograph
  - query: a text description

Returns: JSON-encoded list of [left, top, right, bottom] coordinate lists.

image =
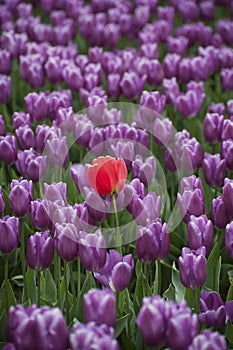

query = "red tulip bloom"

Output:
[[87, 156, 127, 195]]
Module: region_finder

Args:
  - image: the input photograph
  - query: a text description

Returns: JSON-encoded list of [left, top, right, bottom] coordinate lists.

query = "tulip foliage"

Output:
[[0, 1, 233, 349]]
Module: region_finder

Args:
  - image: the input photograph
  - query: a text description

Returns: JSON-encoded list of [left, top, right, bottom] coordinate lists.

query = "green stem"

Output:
[[193, 288, 200, 314], [64, 262, 69, 325], [112, 194, 122, 255], [37, 270, 41, 307], [4, 254, 9, 311], [54, 251, 61, 308], [20, 224, 28, 302], [154, 259, 162, 295], [77, 257, 81, 296], [70, 262, 76, 318]]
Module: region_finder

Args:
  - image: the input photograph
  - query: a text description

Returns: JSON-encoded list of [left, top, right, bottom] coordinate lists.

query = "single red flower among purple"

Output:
[[87, 156, 127, 196]]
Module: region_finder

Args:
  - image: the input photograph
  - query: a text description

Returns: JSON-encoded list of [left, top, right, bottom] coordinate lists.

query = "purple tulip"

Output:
[[79, 230, 106, 272], [162, 77, 180, 104], [222, 139, 233, 171], [221, 118, 233, 141], [147, 59, 164, 86], [136, 91, 166, 128], [84, 188, 110, 223], [163, 53, 181, 78], [153, 117, 173, 147], [54, 223, 79, 261], [222, 178, 233, 220], [7, 305, 69, 350], [83, 288, 116, 327], [70, 163, 88, 194], [2, 343, 16, 350], [175, 90, 205, 119], [211, 196, 229, 230], [132, 155, 156, 187], [0, 49, 11, 75], [221, 68, 233, 91], [188, 330, 227, 350], [15, 125, 35, 150], [26, 231, 54, 270], [227, 99, 233, 116], [137, 296, 198, 349], [199, 290, 226, 327], [188, 215, 213, 253], [35, 125, 62, 153], [202, 153, 226, 188], [44, 182, 67, 204], [120, 71, 146, 100], [132, 192, 162, 226], [31, 199, 50, 230], [136, 219, 170, 262], [45, 136, 69, 168], [47, 90, 72, 121], [70, 322, 119, 350], [62, 64, 84, 92], [178, 246, 206, 289], [0, 216, 19, 254], [225, 222, 233, 259], [0, 186, 5, 217], [12, 112, 31, 131], [177, 188, 205, 223], [9, 178, 33, 217], [0, 134, 17, 165], [44, 56, 63, 85], [94, 249, 134, 292], [167, 36, 188, 56], [16, 149, 47, 183], [25, 92, 48, 123], [107, 73, 121, 99], [0, 74, 11, 104]]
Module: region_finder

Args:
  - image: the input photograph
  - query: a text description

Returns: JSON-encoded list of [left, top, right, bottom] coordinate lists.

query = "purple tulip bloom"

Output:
[[54, 223, 79, 262], [12, 112, 31, 131], [178, 246, 206, 289], [44, 136, 69, 168], [136, 219, 170, 262], [188, 215, 213, 253], [70, 322, 119, 350], [0, 134, 17, 165], [16, 149, 47, 183], [26, 231, 54, 270], [0, 216, 19, 254], [204, 112, 225, 144], [199, 290, 226, 327], [222, 139, 233, 171], [211, 196, 229, 230], [94, 249, 134, 292], [44, 182, 67, 204], [120, 71, 146, 100], [83, 288, 116, 327], [0, 74, 11, 104], [177, 188, 205, 223], [31, 199, 50, 230], [153, 117, 173, 147], [15, 125, 35, 150], [79, 230, 106, 272], [132, 155, 156, 187], [9, 178, 33, 217], [222, 178, 233, 220], [7, 305, 69, 350], [202, 153, 226, 188], [188, 330, 227, 350]]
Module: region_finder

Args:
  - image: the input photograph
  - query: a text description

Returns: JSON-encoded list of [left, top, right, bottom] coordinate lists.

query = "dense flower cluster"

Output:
[[0, 0, 233, 348]]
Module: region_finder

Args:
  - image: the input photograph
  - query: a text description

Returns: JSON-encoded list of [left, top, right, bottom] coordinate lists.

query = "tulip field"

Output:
[[0, 0, 233, 349]]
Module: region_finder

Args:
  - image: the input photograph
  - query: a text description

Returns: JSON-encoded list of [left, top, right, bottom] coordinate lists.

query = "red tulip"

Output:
[[87, 156, 127, 195]]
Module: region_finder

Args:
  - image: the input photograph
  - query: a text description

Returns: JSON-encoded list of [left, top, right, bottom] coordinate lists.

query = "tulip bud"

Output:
[[199, 290, 226, 327], [9, 178, 33, 217], [0, 74, 11, 104], [31, 199, 50, 229], [15, 125, 35, 150], [70, 322, 119, 350], [189, 330, 227, 350], [211, 196, 229, 230], [12, 112, 31, 131], [225, 222, 233, 258], [120, 71, 146, 100], [221, 118, 233, 141], [202, 153, 226, 188], [178, 246, 206, 289], [132, 155, 156, 187], [0, 134, 17, 165], [153, 117, 173, 147], [94, 249, 134, 292], [0, 216, 19, 254], [26, 231, 54, 270], [7, 305, 69, 350], [188, 215, 213, 253], [79, 230, 106, 271], [203, 113, 224, 143], [25, 92, 48, 123], [222, 139, 233, 171], [44, 182, 67, 203], [54, 223, 79, 261], [83, 288, 116, 327]]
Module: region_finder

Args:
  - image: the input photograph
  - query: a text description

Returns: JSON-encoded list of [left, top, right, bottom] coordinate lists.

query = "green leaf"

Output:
[[163, 283, 176, 301], [204, 242, 221, 292], [171, 262, 185, 302], [24, 268, 36, 303], [6, 280, 16, 307], [115, 313, 129, 338], [135, 328, 144, 350], [42, 269, 57, 304], [119, 329, 135, 350], [226, 322, 233, 345]]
